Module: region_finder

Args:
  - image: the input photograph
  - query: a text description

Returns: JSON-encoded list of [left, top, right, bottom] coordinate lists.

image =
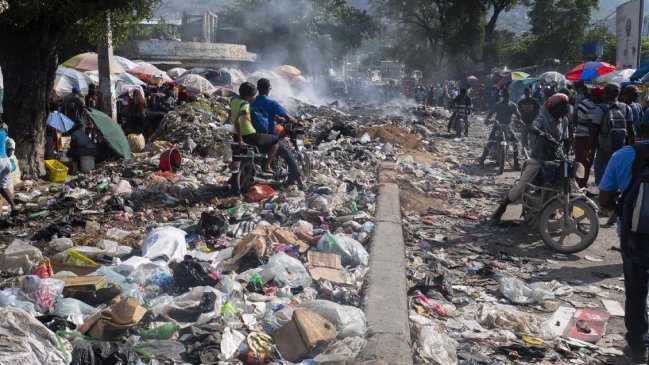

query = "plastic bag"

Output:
[[53, 298, 100, 326], [291, 220, 314, 233], [299, 300, 366, 338], [245, 184, 275, 202], [417, 326, 458, 364], [0, 307, 67, 365], [220, 327, 245, 360], [477, 303, 554, 339], [359, 132, 371, 144], [496, 275, 555, 304], [50, 237, 73, 252], [261, 307, 295, 335], [260, 252, 311, 288], [17, 277, 64, 314], [71, 339, 138, 365], [312, 336, 367, 364], [316, 234, 369, 267], [90, 266, 127, 284], [142, 226, 188, 262], [134, 340, 186, 362], [128, 262, 173, 294], [0, 240, 43, 275], [172, 257, 219, 293]]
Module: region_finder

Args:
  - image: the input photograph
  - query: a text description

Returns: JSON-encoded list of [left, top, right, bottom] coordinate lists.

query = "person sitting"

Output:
[[68, 125, 99, 171], [253, 78, 304, 188], [231, 82, 279, 175]]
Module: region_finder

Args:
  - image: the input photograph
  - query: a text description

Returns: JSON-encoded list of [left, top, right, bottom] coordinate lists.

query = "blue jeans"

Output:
[[278, 142, 300, 182], [594, 150, 613, 186]]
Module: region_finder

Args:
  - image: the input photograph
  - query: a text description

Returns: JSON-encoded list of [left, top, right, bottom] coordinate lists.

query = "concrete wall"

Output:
[[128, 40, 250, 61]]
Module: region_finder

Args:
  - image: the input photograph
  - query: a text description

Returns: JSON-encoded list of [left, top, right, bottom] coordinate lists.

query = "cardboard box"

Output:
[[61, 276, 108, 296], [79, 297, 147, 339], [274, 309, 337, 362]]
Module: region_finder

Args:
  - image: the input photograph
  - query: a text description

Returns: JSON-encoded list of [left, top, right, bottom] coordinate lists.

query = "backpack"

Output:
[[598, 102, 628, 153], [618, 144, 649, 247]]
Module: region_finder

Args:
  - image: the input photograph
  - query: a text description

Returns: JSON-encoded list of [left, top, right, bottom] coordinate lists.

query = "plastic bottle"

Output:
[[250, 273, 263, 285], [28, 210, 49, 219], [139, 324, 181, 340], [349, 200, 358, 213], [96, 178, 110, 192]]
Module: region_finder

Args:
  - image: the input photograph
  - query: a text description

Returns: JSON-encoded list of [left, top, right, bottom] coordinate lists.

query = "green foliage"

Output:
[[132, 17, 180, 41], [222, 0, 380, 73]]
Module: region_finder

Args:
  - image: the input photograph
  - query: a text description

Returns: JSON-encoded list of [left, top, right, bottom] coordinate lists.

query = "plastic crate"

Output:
[[44, 159, 69, 183]]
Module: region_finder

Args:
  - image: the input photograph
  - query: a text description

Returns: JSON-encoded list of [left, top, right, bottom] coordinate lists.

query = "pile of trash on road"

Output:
[[0, 96, 444, 364]]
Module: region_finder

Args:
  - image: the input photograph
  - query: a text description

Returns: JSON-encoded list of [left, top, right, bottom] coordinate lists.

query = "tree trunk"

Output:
[[482, 6, 505, 70], [0, 21, 62, 178]]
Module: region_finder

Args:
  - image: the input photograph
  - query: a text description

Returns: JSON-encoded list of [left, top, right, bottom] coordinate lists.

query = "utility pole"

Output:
[[97, 11, 116, 120]]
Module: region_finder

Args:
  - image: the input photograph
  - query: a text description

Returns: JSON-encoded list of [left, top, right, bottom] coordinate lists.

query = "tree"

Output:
[[222, 0, 380, 74], [482, 0, 530, 69], [0, 1, 159, 177]]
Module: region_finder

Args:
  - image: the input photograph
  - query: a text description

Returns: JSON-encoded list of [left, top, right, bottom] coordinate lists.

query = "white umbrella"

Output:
[[595, 69, 636, 85], [537, 71, 566, 84], [167, 67, 187, 79], [56, 66, 92, 94], [176, 74, 216, 94], [114, 56, 138, 71]]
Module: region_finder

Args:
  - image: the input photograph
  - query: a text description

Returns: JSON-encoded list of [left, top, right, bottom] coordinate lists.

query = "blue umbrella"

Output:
[[46, 111, 76, 132], [631, 60, 649, 81]]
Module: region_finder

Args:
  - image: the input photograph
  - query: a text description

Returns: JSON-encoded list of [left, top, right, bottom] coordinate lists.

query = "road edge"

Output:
[[358, 163, 412, 364]]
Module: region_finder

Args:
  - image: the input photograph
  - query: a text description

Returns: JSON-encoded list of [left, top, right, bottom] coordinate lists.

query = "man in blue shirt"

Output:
[[252, 78, 303, 188], [599, 119, 649, 363]]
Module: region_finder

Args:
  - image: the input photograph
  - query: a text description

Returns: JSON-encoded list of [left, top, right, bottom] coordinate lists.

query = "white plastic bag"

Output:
[[53, 297, 100, 326], [0, 240, 43, 275], [496, 275, 555, 304], [417, 326, 458, 364], [220, 327, 245, 359], [260, 252, 311, 288], [300, 300, 366, 338], [141, 226, 187, 262], [316, 234, 369, 267]]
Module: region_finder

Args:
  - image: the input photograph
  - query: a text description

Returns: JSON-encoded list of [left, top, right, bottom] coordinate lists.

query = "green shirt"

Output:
[[230, 98, 256, 136], [491, 101, 519, 125]]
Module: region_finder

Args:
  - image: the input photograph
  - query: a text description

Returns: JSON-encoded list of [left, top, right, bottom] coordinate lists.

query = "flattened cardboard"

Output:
[[563, 308, 610, 343], [61, 276, 108, 296], [307, 251, 351, 286]]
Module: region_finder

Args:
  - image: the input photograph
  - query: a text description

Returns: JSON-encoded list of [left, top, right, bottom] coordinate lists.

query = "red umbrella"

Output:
[[566, 61, 615, 81]]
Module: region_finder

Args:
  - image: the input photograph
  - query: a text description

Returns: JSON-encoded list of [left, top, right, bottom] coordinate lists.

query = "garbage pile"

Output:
[[0, 96, 434, 364], [395, 115, 627, 364]]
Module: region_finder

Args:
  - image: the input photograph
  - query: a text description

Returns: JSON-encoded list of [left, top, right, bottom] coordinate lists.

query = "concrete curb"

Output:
[[359, 163, 412, 364]]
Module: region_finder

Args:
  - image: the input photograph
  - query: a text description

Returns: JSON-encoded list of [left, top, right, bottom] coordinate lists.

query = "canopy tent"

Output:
[[167, 68, 187, 80], [508, 78, 538, 102], [537, 71, 566, 85], [46, 112, 76, 133], [85, 108, 132, 159], [62, 52, 124, 74], [127, 62, 172, 83], [594, 69, 636, 85], [176, 74, 216, 95], [566, 61, 615, 81], [208, 68, 246, 85]]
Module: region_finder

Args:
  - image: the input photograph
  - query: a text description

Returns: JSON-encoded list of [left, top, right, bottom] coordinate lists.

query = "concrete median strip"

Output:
[[359, 163, 412, 364]]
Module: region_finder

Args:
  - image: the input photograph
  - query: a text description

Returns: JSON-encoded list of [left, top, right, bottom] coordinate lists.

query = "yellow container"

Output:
[[44, 159, 69, 183]]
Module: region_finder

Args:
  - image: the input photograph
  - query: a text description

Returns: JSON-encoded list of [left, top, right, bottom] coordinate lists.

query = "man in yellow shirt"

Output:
[[231, 82, 279, 174]]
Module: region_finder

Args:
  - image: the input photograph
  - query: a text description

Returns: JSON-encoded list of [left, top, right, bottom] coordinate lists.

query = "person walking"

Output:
[[573, 86, 603, 188], [518, 87, 541, 152]]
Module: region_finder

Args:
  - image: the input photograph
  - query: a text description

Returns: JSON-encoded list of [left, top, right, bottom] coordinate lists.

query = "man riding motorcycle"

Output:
[[478, 88, 522, 169], [490, 93, 572, 224], [447, 88, 473, 136]]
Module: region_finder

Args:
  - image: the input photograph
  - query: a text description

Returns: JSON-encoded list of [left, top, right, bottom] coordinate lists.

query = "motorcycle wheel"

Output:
[[497, 144, 506, 175], [229, 159, 255, 195], [538, 199, 599, 254], [299, 152, 312, 182]]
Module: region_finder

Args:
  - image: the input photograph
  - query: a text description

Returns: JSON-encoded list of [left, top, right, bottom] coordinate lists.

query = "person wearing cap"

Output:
[[0, 124, 17, 216], [574, 86, 604, 188], [622, 85, 643, 138], [490, 94, 572, 224], [589, 83, 636, 187]]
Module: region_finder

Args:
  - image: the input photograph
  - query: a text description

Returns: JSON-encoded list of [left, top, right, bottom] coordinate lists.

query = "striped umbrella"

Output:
[[566, 61, 615, 81], [62, 52, 124, 74]]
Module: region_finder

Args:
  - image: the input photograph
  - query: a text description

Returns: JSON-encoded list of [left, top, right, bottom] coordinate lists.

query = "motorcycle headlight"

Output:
[[573, 162, 586, 179]]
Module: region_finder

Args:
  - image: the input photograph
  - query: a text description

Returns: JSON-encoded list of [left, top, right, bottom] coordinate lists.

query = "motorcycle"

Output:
[[228, 123, 312, 194], [485, 119, 515, 175], [451, 105, 471, 138], [520, 136, 599, 254]]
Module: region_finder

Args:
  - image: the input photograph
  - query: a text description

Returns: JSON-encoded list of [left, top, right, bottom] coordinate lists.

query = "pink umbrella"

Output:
[[127, 62, 172, 83]]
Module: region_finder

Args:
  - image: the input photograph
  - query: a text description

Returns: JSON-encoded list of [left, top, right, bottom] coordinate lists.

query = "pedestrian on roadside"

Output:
[[0, 122, 17, 216], [574, 86, 603, 189], [622, 85, 643, 138], [518, 87, 541, 152], [598, 118, 649, 364], [589, 83, 636, 186]]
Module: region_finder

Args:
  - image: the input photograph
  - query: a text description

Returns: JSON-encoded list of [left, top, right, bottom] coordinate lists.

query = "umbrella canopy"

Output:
[[62, 52, 124, 74], [167, 67, 187, 79], [176, 74, 216, 94], [594, 69, 636, 85], [116, 73, 146, 86], [508, 78, 538, 102], [276, 65, 302, 78], [114, 56, 138, 71], [537, 71, 566, 84], [566, 61, 615, 81], [510, 71, 530, 81], [85, 108, 132, 159], [55, 66, 92, 95], [631, 59, 649, 81], [467, 75, 479, 86], [128, 62, 172, 83], [46, 111, 76, 132]]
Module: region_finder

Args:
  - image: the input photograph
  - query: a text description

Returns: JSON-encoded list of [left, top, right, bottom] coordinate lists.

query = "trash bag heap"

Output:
[[0, 95, 450, 364]]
